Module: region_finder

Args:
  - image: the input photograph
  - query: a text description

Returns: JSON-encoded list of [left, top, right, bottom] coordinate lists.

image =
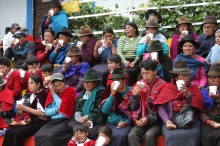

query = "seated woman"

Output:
[[78, 25, 98, 67], [117, 22, 141, 86], [200, 63, 220, 146], [93, 26, 117, 77], [155, 60, 204, 146], [49, 27, 74, 66], [3, 75, 49, 146], [59, 46, 90, 93], [35, 73, 77, 146], [143, 40, 172, 82], [100, 67, 132, 146], [36, 28, 55, 66], [137, 19, 169, 57], [0, 73, 15, 124], [175, 34, 208, 88], [170, 16, 198, 61], [70, 69, 105, 140]]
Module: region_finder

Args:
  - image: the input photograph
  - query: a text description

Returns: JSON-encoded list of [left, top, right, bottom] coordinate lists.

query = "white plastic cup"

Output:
[[209, 86, 218, 95], [14, 38, 19, 45], [76, 41, 83, 48], [65, 56, 72, 63], [147, 33, 154, 40], [182, 30, 188, 35], [42, 40, 46, 45], [87, 120, 93, 129], [49, 9, 54, 16], [96, 136, 106, 146], [46, 44, 53, 50], [137, 81, 145, 86], [112, 81, 120, 91], [19, 70, 26, 78], [151, 52, 158, 60], [176, 80, 185, 91], [58, 40, 64, 46]]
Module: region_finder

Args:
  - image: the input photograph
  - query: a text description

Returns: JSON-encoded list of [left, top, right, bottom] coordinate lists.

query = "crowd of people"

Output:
[[0, 0, 220, 146]]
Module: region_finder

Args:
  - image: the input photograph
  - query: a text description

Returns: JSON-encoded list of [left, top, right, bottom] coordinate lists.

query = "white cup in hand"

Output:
[[96, 136, 106, 146], [182, 30, 188, 35], [46, 44, 53, 50], [14, 38, 19, 45], [147, 33, 154, 40], [112, 81, 120, 91], [49, 9, 54, 16], [151, 52, 158, 60], [65, 57, 71, 63], [209, 86, 218, 95], [136, 81, 145, 88], [86, 120, 93, 129], [19, 70, 26, 78], [58, 40, 64, 46], [176, 80, 185, 91]]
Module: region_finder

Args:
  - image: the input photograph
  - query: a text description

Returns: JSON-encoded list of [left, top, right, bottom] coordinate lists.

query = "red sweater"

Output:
[[35, 40, 52, 66], [68, 138, 95, 146], [22, 69, 43, 94], [4, 70, 22, 100]]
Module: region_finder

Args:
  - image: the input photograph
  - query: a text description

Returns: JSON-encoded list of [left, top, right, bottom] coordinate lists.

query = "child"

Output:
[[96, 126, 112, 146], [40, 63, 54, 89], [11, 108, 31, 126], [68, 123, 95, 146], [206, 29, 220, 65], [21, 56, 43, 97], [102, 54, 122, 87]]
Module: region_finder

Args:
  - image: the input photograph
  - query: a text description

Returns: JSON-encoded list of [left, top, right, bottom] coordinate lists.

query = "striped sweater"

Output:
[[117, 35, 142, 62]]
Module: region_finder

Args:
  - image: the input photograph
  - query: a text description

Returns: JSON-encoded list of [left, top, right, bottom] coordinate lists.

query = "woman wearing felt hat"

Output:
[[100, 67, 132, 146], [41, 0, 68, 37], [142, 40, 172, 82], [170, 16, 199, 61], [137, 19, 169, 58], [69, 69, 105, 140], [49, 27, 74, 65], [78, 25, 98, 67], [58, 46, 90, 93], [155, 60, 204, 146], [175, 34, 209, 88], [200, 63, 220, 146]]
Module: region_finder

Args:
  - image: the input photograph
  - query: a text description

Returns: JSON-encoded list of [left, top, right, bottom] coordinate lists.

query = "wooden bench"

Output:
[[0, 135, 165, 146]]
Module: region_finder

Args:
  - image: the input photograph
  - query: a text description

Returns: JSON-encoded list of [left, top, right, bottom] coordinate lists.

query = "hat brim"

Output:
[[57, 32, 73, 38], [176, 22, 192, 27], [67, 53, 82, 56], [148, 48, 163, 52], [79, 78, 102, 81], [202, 22, 218, 27], [145, 9, 163, 23], [207, 72, 220, 77], [0, 79, 7, 86], [169, 69, 193, 74], [78, 32, 93, 37], [50, 77, 64, 82], [179, 40, 200, 49]]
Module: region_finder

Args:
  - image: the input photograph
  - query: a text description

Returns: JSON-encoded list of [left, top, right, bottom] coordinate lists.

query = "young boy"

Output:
[[206, 29, 220, 65], [68, 123, 95, 146], [96, 126, 112, 146], [40, 63, 54, 89], [11, 109, 31, 126], [21, 56, 43, 97], [102, 54, 122, 87]]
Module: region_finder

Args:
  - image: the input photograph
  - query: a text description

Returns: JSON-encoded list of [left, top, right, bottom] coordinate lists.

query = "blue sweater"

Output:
[[206, 44, 220, 64]]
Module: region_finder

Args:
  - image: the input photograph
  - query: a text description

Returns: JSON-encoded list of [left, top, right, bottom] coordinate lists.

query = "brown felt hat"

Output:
[[202, 14, 218, 26], [148, 40, 163, 52], [170, 60, 193, 74], [145, 19, 160, 28], [176, 16, 192, 27], [78, 25, 93, 37], [207, 63, 220, 77], [67, 46, 82, 56]]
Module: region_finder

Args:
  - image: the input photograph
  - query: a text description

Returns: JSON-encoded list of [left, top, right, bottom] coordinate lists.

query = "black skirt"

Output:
[[201, 123, 220, 146], [35, 118, 72, 146]]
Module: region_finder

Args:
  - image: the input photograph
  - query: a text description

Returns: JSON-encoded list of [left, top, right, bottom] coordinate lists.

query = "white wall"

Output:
[[0, 0, 26, 39]]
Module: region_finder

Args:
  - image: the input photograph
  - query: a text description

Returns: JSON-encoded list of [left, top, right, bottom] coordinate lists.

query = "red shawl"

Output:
[[0, 117, 8, 129], [0, 87, 14, 112], [45, 86, 77, 118], [155, 82, 204, 111], [123, 77, 166, 122]]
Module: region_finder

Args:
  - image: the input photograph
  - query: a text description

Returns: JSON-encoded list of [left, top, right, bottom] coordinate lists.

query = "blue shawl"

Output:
[[175, 54, 209, 81], [50, 10, 68, 34], [58, 62, 90, 78], [82, 86, 104, 115]]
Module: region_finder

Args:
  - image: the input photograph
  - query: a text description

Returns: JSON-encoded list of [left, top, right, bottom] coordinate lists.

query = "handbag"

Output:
[[172, 104, 194, 129]]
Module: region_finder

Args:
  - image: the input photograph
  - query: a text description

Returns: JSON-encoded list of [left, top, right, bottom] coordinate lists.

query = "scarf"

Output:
[[175, 54, 209, 81], [59, 62, 90, 78], [45, 86, 76, 118], [155, 82, 204, 111], [54, 44, 74, 64], [82, 86, 104, 115]]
